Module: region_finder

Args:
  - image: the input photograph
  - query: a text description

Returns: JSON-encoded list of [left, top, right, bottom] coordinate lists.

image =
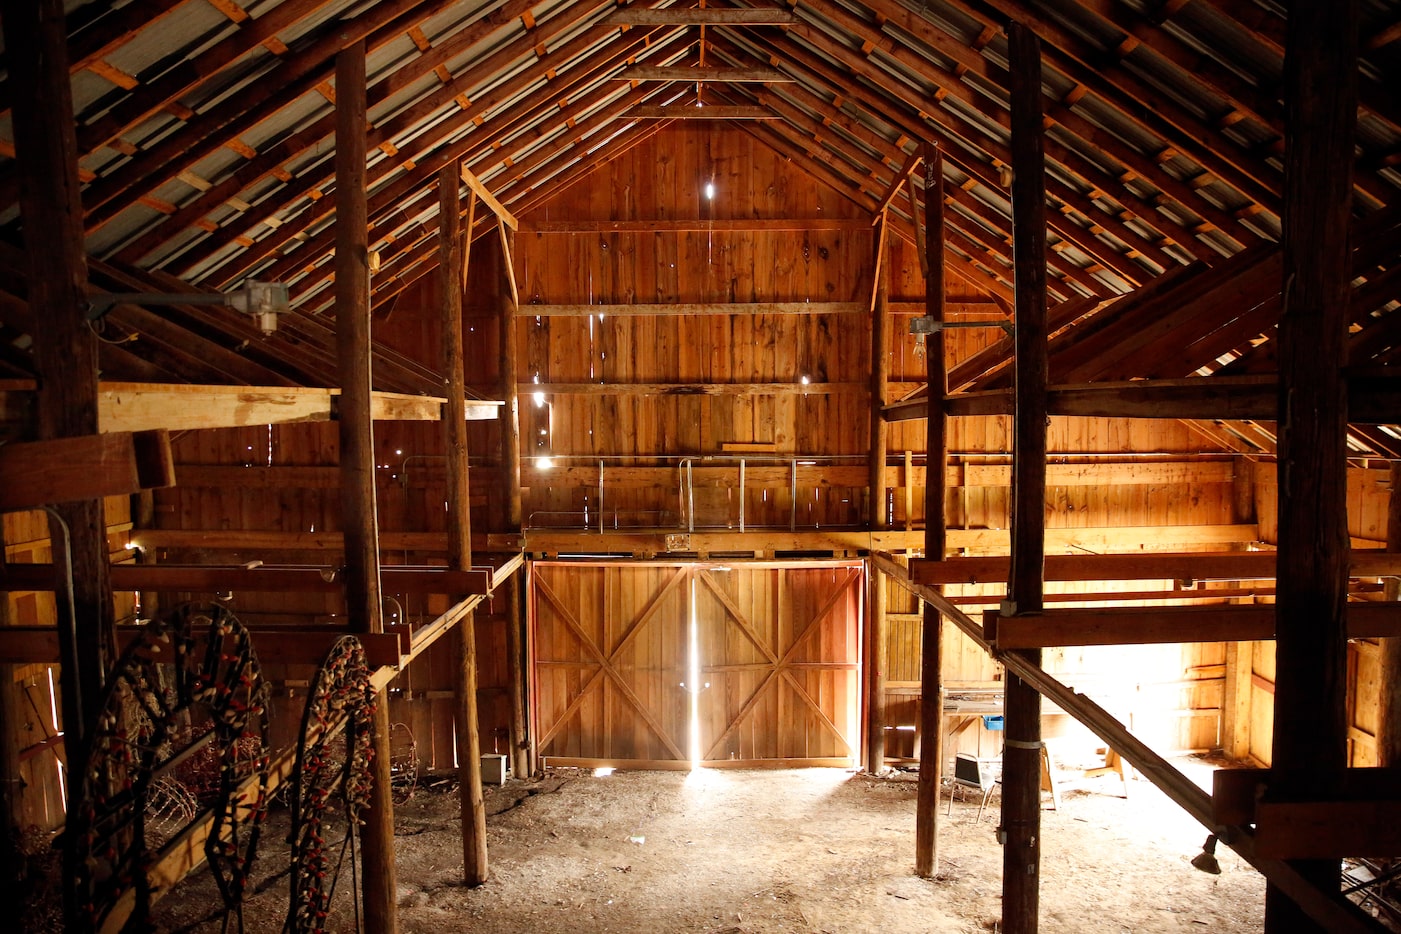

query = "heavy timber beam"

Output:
[[297, 62, 692, 313], [1002, 24, 1049, 934], [0, 383, 500, 438], [855, 0, 1290, 225], [1, 563, 491, 594], [442, 159, 489, 889], [124, 525, 1261, 559], [725, 36, 1202, 270], [603, 8, 797, 24], [1213, 767, 1401, 859], [335, 43, 399, 934], [1268, 1, 1357, 927], [885, 375, 1401, 423], [915, 140, 948, 880], [91, 0, 569, 246], [722, 75, 1119, 297], [80, 0, 466, 235], [983, 603, 1401, 649], [713, 30, 1219, 269], [0, 626, 404, 668], [913, 550, 1401, 585], [0, 430, 173, 510], [872, 553, 1379, 934], [2, 1, 115, 845]]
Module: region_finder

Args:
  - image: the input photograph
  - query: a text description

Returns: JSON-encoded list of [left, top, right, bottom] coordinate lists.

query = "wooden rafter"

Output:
[[221, 26, 686, 297]]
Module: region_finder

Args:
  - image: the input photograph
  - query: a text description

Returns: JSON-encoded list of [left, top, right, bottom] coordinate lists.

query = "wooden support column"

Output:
[[2, 0, 114, 766], [866, 568, 888, 772], [0, 559, 21, 910], [1002, 24, 1048, 934], [441, 162, 490, 887], [1222, 638, 1253, 760], [867, 214, 891, 775], [1381, 462, 1401, 769], [499, 224, 523, 533], [869, 217, 890, 529], [497, 222, 530, 781], [334, 42, 398, 933], [1266, 2, 1356, 929], [914, 141, 947, 880], [504, 575, 530, 780]]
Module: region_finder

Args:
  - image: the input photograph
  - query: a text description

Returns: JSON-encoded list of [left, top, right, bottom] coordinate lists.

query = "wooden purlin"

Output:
[[193, 5, 653, 290], [747, 75, 1186, 273], [0, 243, 309, 388], [775, 6, 1263, 248], [711, 30, 1216, 281], [714, 76, 1110, 296], [1061, 0, 1396, 207], [81, 0, 472, 235], [245, 26, 689, 300], [109, 0, 549, 264], [721, 118, 1057, 304], [857, 0, 1295, 220], [709, 30, 1224, 277], [364, 118, 680, 314], [70, 0, 338, 161], [102, 0, 538, 263]]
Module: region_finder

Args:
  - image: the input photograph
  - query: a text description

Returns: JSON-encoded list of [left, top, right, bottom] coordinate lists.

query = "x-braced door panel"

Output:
[[531, 561, 862, 769], [533, 564, 690, 765], [695, 563, 862, 766]]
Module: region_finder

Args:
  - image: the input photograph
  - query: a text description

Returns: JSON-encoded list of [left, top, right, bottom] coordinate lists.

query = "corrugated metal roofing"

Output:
[[0, 0, 1397, 452]]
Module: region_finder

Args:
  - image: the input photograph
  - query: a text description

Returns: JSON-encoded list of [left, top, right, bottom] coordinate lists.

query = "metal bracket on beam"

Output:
[[909, 316, 1013, 335]]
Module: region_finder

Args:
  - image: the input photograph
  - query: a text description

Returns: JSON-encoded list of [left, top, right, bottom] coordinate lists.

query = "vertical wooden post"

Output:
[[867, 215, 891, 774], [1221, 639, 1253, 760], [496, 224, 530, 781], [869, 217, 890, 530], [334, 41, 398, 933], [504, 576, 531, 780], [1266, 2, 1356, 929], [440, 163, 490, 887], [914, 141, 947, 880], [866, 568, 888, 772], [1380, 462, 1401, 768], [0, 560, 22, 909], [2, 0, 114, 763], [1002, 23, 1049, 934], [500, 227, 523, 533]]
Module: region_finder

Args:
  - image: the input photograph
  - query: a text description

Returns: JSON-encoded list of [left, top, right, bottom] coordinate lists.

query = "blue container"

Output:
[[982, 715, 1005, 731]]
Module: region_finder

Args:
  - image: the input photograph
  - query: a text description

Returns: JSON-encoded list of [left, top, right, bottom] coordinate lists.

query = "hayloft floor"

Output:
[[152, 763, 1263, 933]]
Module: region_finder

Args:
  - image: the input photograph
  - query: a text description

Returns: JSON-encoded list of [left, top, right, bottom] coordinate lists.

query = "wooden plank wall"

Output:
[[1247, 461, 1392, 766], [380, 125, 1243, 544], [148, 419, 511, 777], [878, 572, 1224, 765], [3, 497, 134, 830]]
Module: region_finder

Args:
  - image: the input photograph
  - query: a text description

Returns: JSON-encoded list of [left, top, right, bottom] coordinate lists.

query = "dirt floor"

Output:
[[147, 757, 1268, 933]]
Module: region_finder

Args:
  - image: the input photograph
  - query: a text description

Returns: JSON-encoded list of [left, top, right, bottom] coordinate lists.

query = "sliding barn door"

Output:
[[695, 563, 862, 766], [532, 561, 862, 769], [532, 563, 691, 766]]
